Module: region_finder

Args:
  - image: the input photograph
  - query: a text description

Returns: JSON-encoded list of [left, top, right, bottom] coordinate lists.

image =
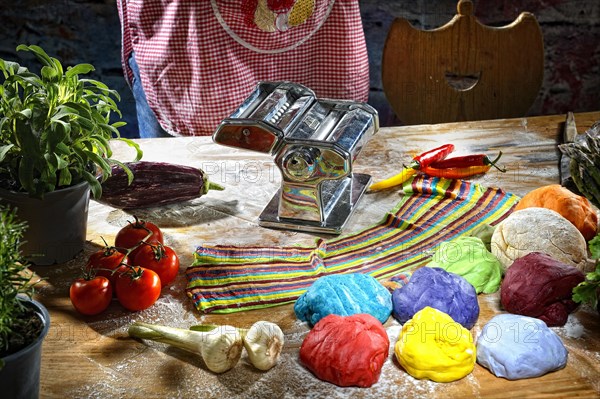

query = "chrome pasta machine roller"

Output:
[[212, 81, 379, 234]]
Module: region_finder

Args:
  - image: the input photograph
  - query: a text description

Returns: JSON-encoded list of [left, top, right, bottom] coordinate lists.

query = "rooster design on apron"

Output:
[[243, 0, 315, 32], [212, 0, 334, 53]]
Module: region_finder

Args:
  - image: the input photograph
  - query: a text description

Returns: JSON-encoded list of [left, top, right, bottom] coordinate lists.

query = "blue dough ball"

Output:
[[294, 273, 392, 326], [477, 313, 568, 380], [392, 267, 479, 329]]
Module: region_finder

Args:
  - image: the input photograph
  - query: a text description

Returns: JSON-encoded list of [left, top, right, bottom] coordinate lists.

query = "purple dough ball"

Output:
[[392, 267, 479, 329]]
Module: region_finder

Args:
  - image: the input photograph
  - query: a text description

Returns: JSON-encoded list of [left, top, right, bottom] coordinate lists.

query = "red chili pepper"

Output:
[[429, 151, 506, 172], [421, 165, 492, 179], [409, 144, 455, 169], [370, 144, 455, 191]]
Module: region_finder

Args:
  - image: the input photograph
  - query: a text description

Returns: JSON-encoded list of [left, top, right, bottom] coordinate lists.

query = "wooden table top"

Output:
[[33, 112, 600, 398]]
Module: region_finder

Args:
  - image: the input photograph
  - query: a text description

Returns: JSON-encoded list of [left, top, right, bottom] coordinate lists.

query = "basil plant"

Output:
[[0, 44, 142, 199]]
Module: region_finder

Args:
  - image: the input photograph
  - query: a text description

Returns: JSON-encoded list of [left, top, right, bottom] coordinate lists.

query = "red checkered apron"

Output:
[[118, 0, 370, 136]]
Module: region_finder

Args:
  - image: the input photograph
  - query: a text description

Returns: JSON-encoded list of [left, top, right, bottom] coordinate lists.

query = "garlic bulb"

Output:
[[128, 322, 243, 373], [190, 320, 285, 371], [241, 321, 285, 371], [199, 325, 244, 373]]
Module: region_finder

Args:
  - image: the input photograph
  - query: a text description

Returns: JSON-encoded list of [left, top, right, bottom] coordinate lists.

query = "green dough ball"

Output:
[[427, 236, 503, 294], [468, 224, 495, 251]]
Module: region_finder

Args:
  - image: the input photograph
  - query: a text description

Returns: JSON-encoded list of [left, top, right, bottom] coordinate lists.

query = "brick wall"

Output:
[[0, 0, 598, 137], [361, 0, 600, 126], [0, 0, 135, 135]]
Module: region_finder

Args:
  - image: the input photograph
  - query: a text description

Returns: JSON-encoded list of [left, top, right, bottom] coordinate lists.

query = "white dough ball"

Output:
[[491, 207, 587, 271]]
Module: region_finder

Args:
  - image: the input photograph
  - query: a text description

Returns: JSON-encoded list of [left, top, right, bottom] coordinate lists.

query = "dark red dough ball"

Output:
[[501, 252, 585, 326]]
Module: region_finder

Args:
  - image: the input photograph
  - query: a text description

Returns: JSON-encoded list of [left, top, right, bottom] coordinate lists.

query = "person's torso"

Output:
[[121, 0, 369, 136]]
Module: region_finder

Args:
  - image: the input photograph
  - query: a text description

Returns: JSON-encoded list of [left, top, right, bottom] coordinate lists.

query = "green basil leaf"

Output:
[[99, 123, 120, 138], [116, 137, 144, 161], [0, 144, 14, 162], [17, 156, 35, 196], [44, 153, 58, 173], [58, 167, 72, 186], [79, 78, 109, 90], [14, 119, 41, 157], [83, 149, 110, 178], [55, 142, 71, 155], [65, 63, 95, 79], [89, 134, 111, 157], [589, 234, 600, 260], [51, 105, 80, 121], [46, 121, 70, 151], [41, 65, 58, 81], [63, 101, 93, 120], [82, 170, 101, 199], [45, 153, 67, 171], [18, 109, 33, 119], [18, 44, 54, 68], [111, 121, 127, 129], [107, 159, 133, 184]]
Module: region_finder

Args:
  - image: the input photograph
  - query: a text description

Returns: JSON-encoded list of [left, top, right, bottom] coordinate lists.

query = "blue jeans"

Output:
[[128, 54, 171, 138]]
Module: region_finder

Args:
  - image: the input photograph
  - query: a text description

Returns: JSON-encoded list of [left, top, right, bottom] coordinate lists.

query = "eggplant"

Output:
[[96, 161, 224, 209]]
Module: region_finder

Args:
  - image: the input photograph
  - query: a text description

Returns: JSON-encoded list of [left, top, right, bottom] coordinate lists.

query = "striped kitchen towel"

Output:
[[185, 176, 519, 313]]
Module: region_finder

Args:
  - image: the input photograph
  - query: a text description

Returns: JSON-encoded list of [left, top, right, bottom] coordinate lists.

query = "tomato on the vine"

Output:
[[70, 276, 113, 316], [133, 243, 179, 287], [86, 245, 129, 289], [115, 216, 163, 259], [115, 266, 161, 311]]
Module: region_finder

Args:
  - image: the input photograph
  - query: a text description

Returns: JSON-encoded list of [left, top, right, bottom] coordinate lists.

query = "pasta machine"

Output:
[[212, 81, 379, 234]]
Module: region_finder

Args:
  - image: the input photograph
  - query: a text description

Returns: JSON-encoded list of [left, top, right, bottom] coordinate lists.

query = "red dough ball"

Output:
[[299, 313, 389, 387]]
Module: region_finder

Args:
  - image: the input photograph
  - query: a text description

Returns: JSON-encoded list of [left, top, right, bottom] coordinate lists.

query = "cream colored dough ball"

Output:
[[491, 207, 588, 271]]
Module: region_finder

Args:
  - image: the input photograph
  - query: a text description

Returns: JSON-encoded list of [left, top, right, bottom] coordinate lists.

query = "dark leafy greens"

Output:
[[572, 234, 600, 310]]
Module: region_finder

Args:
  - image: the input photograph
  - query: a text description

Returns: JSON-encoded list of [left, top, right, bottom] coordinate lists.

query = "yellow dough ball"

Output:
[[394, 307, 476, 382]]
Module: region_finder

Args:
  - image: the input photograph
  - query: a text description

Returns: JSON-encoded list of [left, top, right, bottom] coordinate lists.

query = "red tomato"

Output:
[[86, 246, 129, 288], [133, 243, 180, 287], [115, 216, 163, 259], [115, 267, 161, 311], [70, 276, 113, 316]]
